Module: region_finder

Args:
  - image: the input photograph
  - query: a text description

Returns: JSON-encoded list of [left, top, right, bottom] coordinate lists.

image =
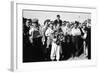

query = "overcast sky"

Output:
[[23, 10, 91, 25]]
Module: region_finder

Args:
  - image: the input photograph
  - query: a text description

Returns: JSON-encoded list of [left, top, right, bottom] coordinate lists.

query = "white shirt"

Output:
[[71, 27, 81, 36], [61, 26, 67, 35], [45, 27, 54, 37]]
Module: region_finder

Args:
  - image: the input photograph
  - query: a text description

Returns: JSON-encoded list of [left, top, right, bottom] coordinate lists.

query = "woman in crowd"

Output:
[[45, 21, 54, 48], [42, 19, 52, 60]]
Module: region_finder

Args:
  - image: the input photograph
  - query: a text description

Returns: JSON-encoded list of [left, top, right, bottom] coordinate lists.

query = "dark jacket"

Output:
[[54, 19, 62, 26]]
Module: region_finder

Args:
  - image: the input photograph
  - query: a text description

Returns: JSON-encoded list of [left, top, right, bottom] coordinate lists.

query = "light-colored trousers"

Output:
[[50, 42, 61, 61]]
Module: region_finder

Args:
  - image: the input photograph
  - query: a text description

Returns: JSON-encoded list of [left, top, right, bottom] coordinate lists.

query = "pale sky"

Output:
[[23, 10, 91, 25]]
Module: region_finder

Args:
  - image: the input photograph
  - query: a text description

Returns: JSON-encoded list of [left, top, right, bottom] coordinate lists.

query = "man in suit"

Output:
[[54, 15, 62, 30]]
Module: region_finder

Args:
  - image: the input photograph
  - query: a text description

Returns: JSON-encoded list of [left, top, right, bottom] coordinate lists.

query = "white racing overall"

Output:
[[50, 38, 61, 61]]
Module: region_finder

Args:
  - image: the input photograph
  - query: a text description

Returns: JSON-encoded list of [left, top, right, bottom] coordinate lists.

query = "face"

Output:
[[74, 23, 77, 28], [57, 16, 60, 20], [49, 24, 53, 29], [82, 25, 85, 29], [86, 23, 91, 27], [48, 21, 51, 25], [62, 22, 66, 26], [32, 22, 37, 27], [67, 22, 70, 26], [26, 20, 30, 27]]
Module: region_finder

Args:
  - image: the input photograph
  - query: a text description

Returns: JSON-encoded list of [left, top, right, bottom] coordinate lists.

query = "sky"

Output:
[[23, 10, 91, 25]]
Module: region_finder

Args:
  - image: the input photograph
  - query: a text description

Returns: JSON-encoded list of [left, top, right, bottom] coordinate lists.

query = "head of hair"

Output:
[[44, 19, 51, 25], [75, 21, 79, 27], [57, 15, 60, 18], [23, 17, 27, 24]]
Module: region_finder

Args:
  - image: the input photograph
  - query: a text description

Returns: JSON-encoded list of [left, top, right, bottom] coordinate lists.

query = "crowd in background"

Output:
[[23, 15, 91, 62]]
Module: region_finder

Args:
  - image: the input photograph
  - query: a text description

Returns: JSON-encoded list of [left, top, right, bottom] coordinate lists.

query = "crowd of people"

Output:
[[23, 15, 91, 62]]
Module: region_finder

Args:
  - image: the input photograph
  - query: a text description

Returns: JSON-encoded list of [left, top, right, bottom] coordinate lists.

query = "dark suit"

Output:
[[54, 19, 62, 26], [86, 27, 91, 59]]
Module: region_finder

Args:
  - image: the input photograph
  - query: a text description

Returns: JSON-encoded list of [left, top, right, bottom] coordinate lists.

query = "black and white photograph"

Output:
[[23, 10, 91, 62], [11, 2, 97, 71]]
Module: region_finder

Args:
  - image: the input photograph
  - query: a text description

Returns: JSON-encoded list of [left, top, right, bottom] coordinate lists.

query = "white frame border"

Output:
[[11, 1, 97, 72]]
